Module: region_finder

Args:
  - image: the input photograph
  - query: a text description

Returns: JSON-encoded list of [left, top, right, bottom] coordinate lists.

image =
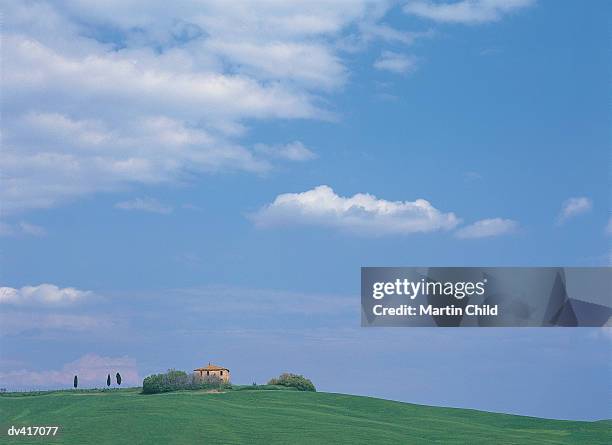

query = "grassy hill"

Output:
[[1, 388, 610, 444]]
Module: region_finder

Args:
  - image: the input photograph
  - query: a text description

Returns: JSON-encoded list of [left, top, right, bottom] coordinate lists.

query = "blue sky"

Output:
[[1, 0, 610, 421]]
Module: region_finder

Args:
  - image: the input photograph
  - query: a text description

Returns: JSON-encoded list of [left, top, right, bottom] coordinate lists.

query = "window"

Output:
[[207, 371, 209, 376], [220, 371, 223, 376]]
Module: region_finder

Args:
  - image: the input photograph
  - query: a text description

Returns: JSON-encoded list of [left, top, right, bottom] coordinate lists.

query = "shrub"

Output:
[[267, 373, 316, 392], [142, 374, 163, 394]]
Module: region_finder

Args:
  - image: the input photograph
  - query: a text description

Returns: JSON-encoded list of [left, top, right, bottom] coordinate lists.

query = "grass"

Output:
[[1, 388, 610, 444]]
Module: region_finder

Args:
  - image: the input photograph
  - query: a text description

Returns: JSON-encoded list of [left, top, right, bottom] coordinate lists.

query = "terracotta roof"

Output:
[[193, 363, 229, 372]]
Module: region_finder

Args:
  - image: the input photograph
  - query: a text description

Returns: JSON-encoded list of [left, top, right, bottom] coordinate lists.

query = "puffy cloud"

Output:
[[1, 1, 399, 214], [454, 218, 518, 239], [0, 284, 91, 305], [254, 141, 317, 162], [0, 354, 140, 389], [251, 186, 526, 238], [3, 111, 270, 213], [115, 197, 173, 214], [251, 185, 460, 234], [2, 1, 533, 214], [205, 40, 346, 91], [404, 0, 534, 24], [557, 197, 592, 224], [4, 38, 320, 121], [374, 51, 418, 74], [2, 33, 302, 213]]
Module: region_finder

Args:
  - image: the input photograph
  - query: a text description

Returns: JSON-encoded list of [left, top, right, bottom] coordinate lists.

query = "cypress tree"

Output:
[[74, 375, 78, 389], [116, 372, 122, 386], [107, 374, 111, 387]]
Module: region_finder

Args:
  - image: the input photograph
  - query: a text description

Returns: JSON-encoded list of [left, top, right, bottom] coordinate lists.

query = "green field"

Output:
[[1, 388, 610, 444]]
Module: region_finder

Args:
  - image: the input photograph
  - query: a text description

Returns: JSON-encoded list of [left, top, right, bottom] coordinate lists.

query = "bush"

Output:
[[142, 369, 231, 394], [267, 373, 316, 392]]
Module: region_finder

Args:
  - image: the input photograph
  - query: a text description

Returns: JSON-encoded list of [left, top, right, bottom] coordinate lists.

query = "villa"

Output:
[[193, 363, 231, 383]]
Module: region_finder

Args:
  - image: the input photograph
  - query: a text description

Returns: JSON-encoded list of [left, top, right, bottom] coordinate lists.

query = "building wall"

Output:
[[194, 369, 230, 383]]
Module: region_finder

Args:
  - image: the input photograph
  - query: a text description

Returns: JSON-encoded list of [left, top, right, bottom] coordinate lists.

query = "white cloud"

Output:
[[205, 40, 346, 91], [3, 112, 271, 213], [115, 197, 173, 214], [0, 354, 140, 389], [404, 0, 534, 24], [374, 51, 418, 74], [0, 1, 394, 214], [0, 284, 91, 305], [254, 141, 317, 162], [454, 218, 518, 239], [557, 197, 592, 224], [2, 2, 533, 214], [251, 185, 460, 235]]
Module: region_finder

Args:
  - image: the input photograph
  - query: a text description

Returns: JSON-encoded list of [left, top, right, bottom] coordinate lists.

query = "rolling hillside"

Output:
[[1, 389, 610, 444]]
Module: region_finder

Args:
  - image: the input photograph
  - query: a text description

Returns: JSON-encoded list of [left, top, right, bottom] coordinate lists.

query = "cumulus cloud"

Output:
[[2, 2, 533, 214], [0, 354, 140, 389], [1, 1, 428, 215], [254, 141, 317, 162], [0, 284, 91, 305], [404, 0, 534, 24], [251, 185, 460, 235], [454, 218, 518, 239], [374, 51, 418, 74], [205, 40, 346, 91], [115, 197, 173, 214], [557, 197, 592, 224]]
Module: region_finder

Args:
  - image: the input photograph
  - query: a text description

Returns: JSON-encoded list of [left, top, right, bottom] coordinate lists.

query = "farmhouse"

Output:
[[193, 363, 231, 383]]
